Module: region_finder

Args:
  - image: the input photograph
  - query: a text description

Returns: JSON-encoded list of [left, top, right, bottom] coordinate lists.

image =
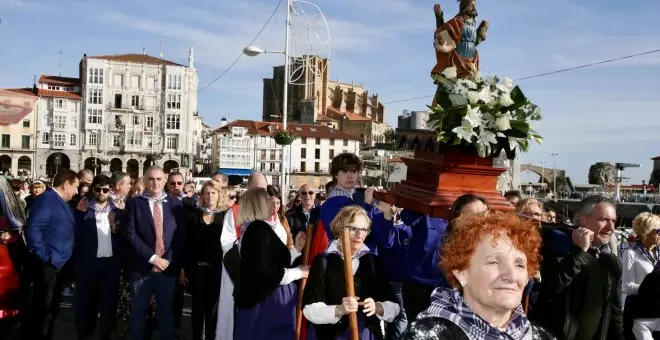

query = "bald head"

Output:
[[299, 183, 315, 209], [247, 172, 267, 189]]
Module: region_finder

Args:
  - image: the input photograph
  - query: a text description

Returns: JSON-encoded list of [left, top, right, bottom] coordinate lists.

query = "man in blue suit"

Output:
[[73, 174, 123, 340], [21, 169, 79, 340], [125, 166, 185, 340]]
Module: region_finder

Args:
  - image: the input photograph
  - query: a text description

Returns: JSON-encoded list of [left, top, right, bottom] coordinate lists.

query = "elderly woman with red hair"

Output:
[[405, 212, 555, 340]]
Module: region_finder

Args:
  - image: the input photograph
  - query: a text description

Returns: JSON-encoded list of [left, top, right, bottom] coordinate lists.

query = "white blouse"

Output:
[[622, 247, 657, 296], [302, 241, 400, 324]]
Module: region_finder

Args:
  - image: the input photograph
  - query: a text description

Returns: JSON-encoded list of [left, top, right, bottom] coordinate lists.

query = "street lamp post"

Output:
[[551, 153, 558, 196], [243, 0, 292, 201]]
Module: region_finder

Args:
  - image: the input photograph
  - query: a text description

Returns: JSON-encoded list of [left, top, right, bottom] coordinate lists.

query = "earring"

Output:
[[460, 281, 466, 287]]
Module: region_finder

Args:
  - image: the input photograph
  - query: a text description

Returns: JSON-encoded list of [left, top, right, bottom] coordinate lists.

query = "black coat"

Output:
[[533, 226, 624, 340], [285, 204, 313, 238], [636, 268, 660, 319], [405, 317, 555, 340]]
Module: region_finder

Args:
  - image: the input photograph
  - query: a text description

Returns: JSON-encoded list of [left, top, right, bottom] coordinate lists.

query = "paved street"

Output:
[[3, 293, 194, 340]]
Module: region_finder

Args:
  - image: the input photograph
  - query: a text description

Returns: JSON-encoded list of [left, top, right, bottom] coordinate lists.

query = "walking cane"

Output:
[[340, 227, 359, 340], [295, 226, 315, 340]]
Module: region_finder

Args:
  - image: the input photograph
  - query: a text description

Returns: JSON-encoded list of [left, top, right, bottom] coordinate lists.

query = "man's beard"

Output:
[[96, 195, 108, 203]]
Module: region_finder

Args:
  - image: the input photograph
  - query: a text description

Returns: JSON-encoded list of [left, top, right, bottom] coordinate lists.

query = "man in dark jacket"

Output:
[[285, 183, 316, 238], [534, 195, 624, 340]]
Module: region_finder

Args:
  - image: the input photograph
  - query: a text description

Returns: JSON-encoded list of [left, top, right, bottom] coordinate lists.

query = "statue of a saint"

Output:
[[432, 0, 489, 80]]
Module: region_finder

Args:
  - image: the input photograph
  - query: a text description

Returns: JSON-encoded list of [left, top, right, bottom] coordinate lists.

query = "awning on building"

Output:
[[218, 168, 253, 176]]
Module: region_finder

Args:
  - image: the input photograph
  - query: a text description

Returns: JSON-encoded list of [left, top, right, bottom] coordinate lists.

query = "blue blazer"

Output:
[[73, 203, 125, 269], [24, 188, 75, 269], [124, 195, 185, 277]]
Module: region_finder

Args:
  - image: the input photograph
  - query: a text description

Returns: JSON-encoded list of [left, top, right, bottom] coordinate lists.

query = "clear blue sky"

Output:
[[1, 0, 658, 184]]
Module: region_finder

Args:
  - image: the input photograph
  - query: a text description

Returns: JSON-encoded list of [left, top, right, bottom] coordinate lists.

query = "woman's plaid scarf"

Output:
[[418, 287, 533, 340]]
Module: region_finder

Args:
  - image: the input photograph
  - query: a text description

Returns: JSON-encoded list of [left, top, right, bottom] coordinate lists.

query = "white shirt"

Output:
[[302, 240, 400, 325], [95, 209, 113, 258], [622, 247, 657, 296]]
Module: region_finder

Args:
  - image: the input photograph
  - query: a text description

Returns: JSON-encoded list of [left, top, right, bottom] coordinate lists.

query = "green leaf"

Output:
[[509, 86, 528, 110], [517, 138, 529, 152]]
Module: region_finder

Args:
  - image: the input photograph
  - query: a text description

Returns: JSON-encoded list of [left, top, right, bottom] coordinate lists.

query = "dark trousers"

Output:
[[74, 257, 120, 340], [402, 281, 435, 323], [129, 272, 176, 340], [19, 254, 65, 340], [190, 264, 221, 340], [173, 279, 185, 331]]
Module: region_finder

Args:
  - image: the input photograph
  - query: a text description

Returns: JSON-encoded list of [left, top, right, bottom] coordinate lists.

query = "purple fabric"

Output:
[[234, 282, 297, 339], [305, 313, 377, 340]]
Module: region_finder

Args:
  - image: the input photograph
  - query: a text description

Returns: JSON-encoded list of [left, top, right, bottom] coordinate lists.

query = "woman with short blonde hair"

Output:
[[623, 212, 660, 339]]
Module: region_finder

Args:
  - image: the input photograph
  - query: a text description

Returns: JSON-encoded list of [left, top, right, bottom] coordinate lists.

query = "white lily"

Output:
[[494, 113, 512, 131], [501, 77, 514, 89], [477, 87, 493, 104], [449, 93, 468, 106], [499, 93, 514, 107], [441, 67, 457, 80], [452, 122, 477, 142], [464, 105, 482, 127], [476, 125, 498, 157], [482, 112, 496, 127], [467, 91, 480, 104]]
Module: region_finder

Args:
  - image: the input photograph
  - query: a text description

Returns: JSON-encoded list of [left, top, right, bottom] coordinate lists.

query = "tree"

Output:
[[383, 129, 397, 149]]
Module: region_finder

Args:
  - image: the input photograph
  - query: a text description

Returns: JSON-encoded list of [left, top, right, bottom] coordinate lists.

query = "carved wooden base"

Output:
[[374, 146, 513, 219]]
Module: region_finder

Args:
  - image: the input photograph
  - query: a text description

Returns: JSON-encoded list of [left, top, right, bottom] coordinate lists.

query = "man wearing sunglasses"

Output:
[[72, 175, 123, 340], [285, 184, 317, 240]]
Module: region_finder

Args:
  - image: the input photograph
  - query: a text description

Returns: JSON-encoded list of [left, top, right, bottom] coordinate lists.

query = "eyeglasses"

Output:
[[300, 191, 315, 196], [347, 226, 370, 236], [94, 187, 110, 194], [228, 195, 236, 200], [170, 181, 183, 186]]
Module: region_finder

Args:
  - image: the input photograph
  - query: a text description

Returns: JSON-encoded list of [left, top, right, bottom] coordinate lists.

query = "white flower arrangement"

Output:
[[429, 66, 543, 158]]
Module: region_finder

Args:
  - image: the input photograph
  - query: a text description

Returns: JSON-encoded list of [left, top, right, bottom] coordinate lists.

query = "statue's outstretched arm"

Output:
[[434, 4, 444, 27]]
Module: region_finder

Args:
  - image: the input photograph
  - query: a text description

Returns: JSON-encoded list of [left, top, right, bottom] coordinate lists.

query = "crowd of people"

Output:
[[4, 151, 660, 340]]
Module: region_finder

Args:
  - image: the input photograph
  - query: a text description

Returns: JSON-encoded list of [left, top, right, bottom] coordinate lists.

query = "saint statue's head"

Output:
[[459, 0, 478, 18]]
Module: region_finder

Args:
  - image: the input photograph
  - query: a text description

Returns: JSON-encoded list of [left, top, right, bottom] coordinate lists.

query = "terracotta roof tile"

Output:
[[3, 88, 37, 97], [326, 106, 372, 122], [38, 75, 80, 86], [87, 53, 184, 67], [36, 89, 82, 100], [213, 119, 360, 141], [0, 89, 37, 125], [316, 114, 336, 122]]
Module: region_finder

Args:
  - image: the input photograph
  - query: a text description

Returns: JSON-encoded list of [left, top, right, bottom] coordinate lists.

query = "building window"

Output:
[[131, 95, 140, 108], [167, 94, 181, 109], [71, 117, 77, 129], [329, 149, 334, 159], [167, 75, 182, 90], [301, 161, 306, 172], [146, 116, 154, 128], [52, 134, 65, 148], [128, 132, 143, 146], [88, 89, 103, 104], [133, 116, 140, 125], [54, 99, 65, 109], [270, 163, 276, 172], [22, 120, 30, 128], [315, 162, 320, 172], [261, 150, 266, 160], [87, 132, 98, 146], [166, 136, 178, 149], [315, 149, 320, 159], [114, 74, 123, 87], [131, 75, 140, 88], [315, 138, 320, 145], [88, 68, 103, 84], [270, 151, 276, 161], [147, 77, 155, 89], [54, 116, 66, 129], [113, 135, 121, 147], [70, 134, 76, 146], [1, 134, 9, 148], [343, 139, 348, 146], [87, 109, 103, 124], [146, 137, 153, 147], [166, 113, 181, 129], [260, 162, 265, 171], [22, 135, 30, 149], [114, 115, 123, 129], [301, 137, 307, 144], [330, 139, 335, 146], [301, 148, 306, 158], [42, 132, 50, 144]]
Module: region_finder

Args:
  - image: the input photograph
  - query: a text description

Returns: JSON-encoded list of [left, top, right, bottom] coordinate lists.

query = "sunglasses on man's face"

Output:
[[170, 181, 183, 186], [94, 187, 110, 194], [228, 195, 237, 200], [301, 191, 314, 196]]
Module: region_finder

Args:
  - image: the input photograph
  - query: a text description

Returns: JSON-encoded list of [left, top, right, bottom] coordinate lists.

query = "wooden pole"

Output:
[[295, 226, 315, 340], [340, 227, 359, 340]]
